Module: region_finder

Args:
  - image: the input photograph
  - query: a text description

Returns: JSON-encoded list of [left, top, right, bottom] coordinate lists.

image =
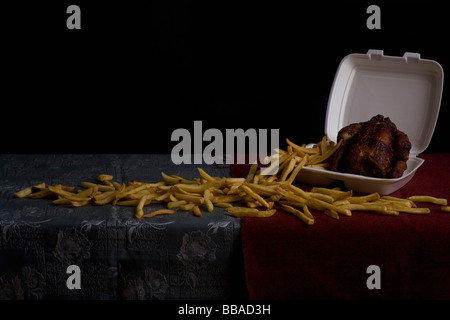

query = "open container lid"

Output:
[[325, 49, 444, 156]]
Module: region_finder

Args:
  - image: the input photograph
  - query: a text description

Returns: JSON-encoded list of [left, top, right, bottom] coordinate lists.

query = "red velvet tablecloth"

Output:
[[231, 153, 450, 299]]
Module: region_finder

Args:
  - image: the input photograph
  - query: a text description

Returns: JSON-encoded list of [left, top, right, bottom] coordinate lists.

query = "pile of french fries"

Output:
[[14, 136, 449, 225]]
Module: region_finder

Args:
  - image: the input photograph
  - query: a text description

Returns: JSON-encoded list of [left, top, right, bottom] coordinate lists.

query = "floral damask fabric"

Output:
[[0, 154, 246, 300]]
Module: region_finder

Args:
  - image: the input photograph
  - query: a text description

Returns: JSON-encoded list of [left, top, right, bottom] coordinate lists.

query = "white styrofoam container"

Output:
[[296, 50, 444, 195]]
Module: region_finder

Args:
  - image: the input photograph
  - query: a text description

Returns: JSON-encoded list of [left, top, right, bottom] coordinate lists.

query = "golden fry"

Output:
[[14, 182, 46, 198], [193, 206, 202, 217], [306, 192, 335, 204], [175, 181, 213, 193], [203, 189, 214, 212], [240, 184, 270, 209], [161, 172, 182, 185], [135, 195, 148, 219], [27, 189, 54, 199], [286, 138, 319, 155], [391, 206, 430, 214], [307, 198, 351, 216], [285, 156, 307, 185], [80, 182, 115, 192], [280, 204, 314, 225], [116, 199, 141, 206], [98, 174, 113, 182], [308, 139, 343, 165], [407, 196, 447, 206], [71, 200, 91, 207], [245, 162, 259, 183], [381, 196, 416, 208], [141, 209, 176, 218], [279, 157, 297, 182], [173, 192, 205, 205], [180, 202, 196, 211], [198, 168, 214, 182], [347, 192, 380, 204], [323, 209, 339, 220], [311, 187, 353, 201], [226, 206, 276, 218], [213, 202, 233, 208], [47, 185, 91, 202], [167, 200, 188, 209]]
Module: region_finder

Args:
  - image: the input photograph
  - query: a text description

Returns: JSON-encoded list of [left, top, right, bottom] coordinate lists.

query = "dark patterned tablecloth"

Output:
[[0, 154, 246, 300]]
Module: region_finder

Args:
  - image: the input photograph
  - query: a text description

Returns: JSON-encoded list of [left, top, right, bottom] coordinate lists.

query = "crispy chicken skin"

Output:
[[329, 115, 411, 178]]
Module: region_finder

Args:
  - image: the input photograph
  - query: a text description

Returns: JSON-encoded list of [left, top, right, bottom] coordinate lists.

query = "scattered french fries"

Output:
[[13, 136, 448, 225]]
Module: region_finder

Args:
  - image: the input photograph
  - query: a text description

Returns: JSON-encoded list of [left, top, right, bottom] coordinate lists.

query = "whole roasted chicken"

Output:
[[329, 115, 411, 178]]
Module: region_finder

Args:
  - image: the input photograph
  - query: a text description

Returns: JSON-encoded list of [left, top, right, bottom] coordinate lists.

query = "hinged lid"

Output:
[[325, 49, 444, 156]]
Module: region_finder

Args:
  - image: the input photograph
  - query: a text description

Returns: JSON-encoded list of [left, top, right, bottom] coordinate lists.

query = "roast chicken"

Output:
[[329, 115, 411, 178]]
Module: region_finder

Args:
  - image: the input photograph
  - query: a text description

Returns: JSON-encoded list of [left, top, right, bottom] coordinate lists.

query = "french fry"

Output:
[[116, 199, 141, 206], [141, 209, 176, 219], [347, 192, 380, 204], [203, 189, 214, 212], [341, 203, 388, 211], [286, 138, 319, 155], [27, 189, 54, 199], [135, 195, 148, 219], [276, 187, 308, 206], [311, 187, 353, 201], [180, 202, 196, 211], [280, 204, 314, 225], [242, 183, 278, 196], [71, 200, 91, 207], [198, 168, 214, 182], [173, 192, 205, 205], [240, 184, 270, 209], [319, 134, 328, 156], [307, 198, 352, 217], [93, 189, 116, 201], [279, 157, 297, 182], [323, 209, 339, 220], [381, 196, 416, 208], [47, 185, 91, 202], [167, 200, 187, 209], [117, 183, 151, 200], [308, 138, 343, 165], [306, 192, 335, 204], [391, 206, 430, 214], [226, 206, 276, 218], [52, 197, 72, 205], [245, 162, 259, 183], [192, 206, 202, 217], [80, 182, 115, 192], [211, 194, 244, 203], [407, 196, 447, 206], [300, 203, 314, 220], [161, 172, 182, 185], [98, 174, 113, 182], [285, 156, 307, 185], [176, 181, 214, 193], [213, 202, 233, 208], [170, 175, 197, 184], [282, 183, 311, 200], [14, 182, 46, 198]]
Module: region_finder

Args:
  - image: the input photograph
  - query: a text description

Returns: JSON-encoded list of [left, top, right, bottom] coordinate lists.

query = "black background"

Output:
[[2, 0, 449, 154]]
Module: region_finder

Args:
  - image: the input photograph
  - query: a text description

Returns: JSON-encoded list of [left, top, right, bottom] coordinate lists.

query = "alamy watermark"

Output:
[[171, 121, 280, 175]]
